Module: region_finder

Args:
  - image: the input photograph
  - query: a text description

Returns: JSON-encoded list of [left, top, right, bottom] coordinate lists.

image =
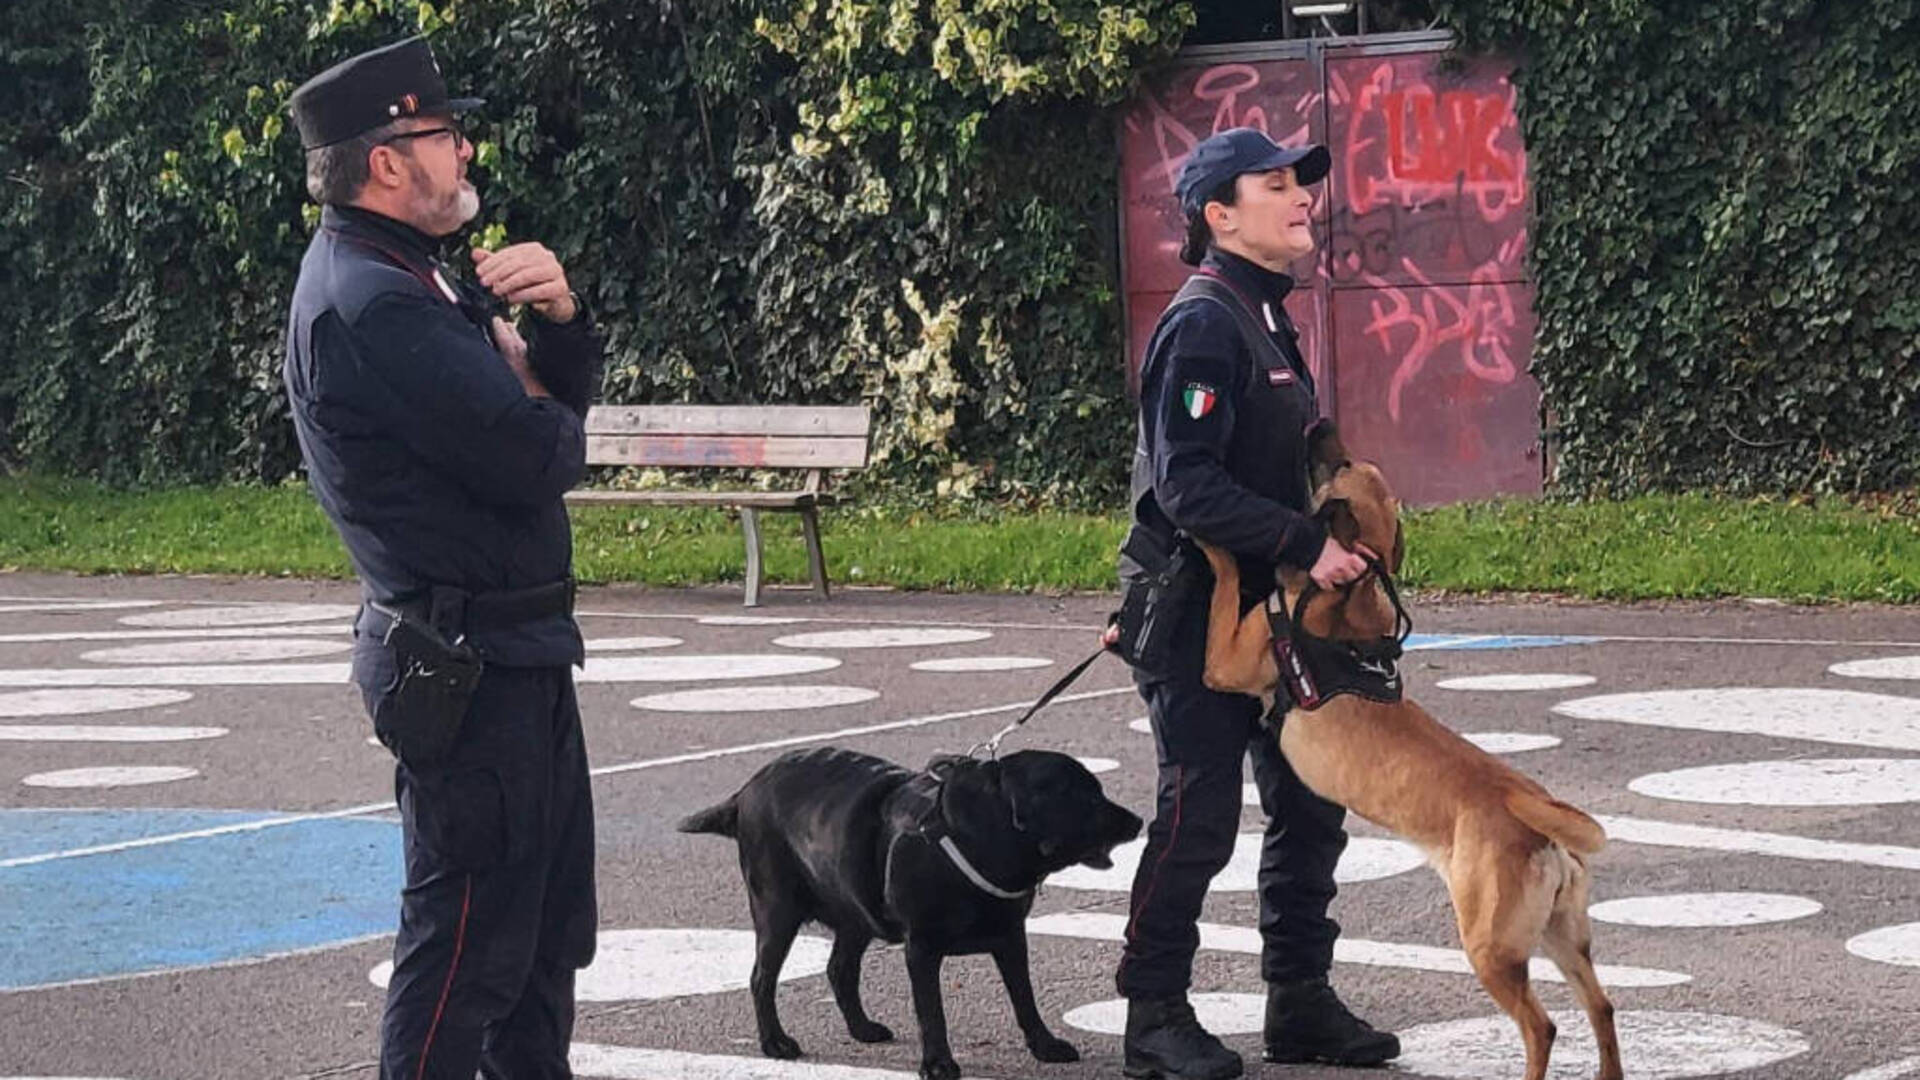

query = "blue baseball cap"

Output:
[[1176, 128, 1331, 216]]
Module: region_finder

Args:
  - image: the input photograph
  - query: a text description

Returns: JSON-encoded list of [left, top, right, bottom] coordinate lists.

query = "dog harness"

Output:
[[884, 766, 1032, 902], [1266, 553, 1412, 711]]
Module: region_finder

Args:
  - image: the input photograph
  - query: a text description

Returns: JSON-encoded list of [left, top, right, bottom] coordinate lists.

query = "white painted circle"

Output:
[[0, 724, 226, 743], [80, 638, 349, 665], [22, 765, 200, 788], [119, 603, 357, 628], [910, 656, 1054, 672], [0, 688, 194, 718], [1589, 892, 1822, 927], [630, 686, 878, 712], [698, 615, 805, 626], [1552, 688, 1920, 751], [1832, 656, 1920, 681], [579, 655, 841, 683], [1843, 1057, 1920, 1080], [585, 636, 682, 651], [1629, 758, 1920, 806], [371, 928, 831, 1001], [773, 628, 992, 650], [1243, 783, 1260, 806], [1395, 1009, 1807, 1078], [1461, 731, 1564, 753], [1129, 717, 1152, 734], [1064, 993, 1264, 1037], [1075, 757, 1120, 775], [1050, 833, 1422, 892], [1846, 922, 1920, 968], [1438, 673, 1597, 691]]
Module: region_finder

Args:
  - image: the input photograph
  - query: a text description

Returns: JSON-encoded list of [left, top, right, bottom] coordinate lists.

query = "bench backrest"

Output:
[[583, 405, 872, 470]]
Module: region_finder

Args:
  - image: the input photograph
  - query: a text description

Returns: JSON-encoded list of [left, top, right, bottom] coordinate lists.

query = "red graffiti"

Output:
[[1341, 61, 1526, 220], [1361, 260, 1522, 424]]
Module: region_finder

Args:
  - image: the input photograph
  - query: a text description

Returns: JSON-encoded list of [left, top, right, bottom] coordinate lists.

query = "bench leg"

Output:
[[800, 505, 830, 601], [741, 508, 764, 608]]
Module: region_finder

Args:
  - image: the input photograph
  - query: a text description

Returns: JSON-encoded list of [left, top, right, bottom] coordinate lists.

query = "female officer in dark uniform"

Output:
[[1114, 128, 1400, 1079]]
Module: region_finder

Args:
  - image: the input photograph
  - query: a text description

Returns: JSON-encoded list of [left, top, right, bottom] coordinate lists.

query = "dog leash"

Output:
[[967, 643, 1112, 759]]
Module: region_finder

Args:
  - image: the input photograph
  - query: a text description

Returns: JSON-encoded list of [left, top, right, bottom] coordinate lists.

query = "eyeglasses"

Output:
[[379, 124, 467, 152]]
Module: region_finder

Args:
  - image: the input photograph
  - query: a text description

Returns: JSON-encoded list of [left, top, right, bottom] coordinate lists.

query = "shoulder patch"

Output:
[[1182, 382, 1218, 420]]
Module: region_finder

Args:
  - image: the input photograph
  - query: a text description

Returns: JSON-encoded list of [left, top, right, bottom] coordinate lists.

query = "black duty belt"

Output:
[[357, 577, 576, 643]]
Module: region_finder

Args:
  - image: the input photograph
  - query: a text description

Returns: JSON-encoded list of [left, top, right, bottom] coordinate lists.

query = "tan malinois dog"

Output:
[[1196, 424, 1622, 1080]]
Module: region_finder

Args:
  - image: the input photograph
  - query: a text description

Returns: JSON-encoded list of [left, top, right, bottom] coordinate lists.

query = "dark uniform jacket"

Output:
[[283, 205, 603, 669], [1124, 248, 1327, 675]]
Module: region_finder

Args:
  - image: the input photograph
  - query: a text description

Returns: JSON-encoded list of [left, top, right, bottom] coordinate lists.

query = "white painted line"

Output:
[[1588, 892, 1822, 928], [1396, 1009, 1806, 1079], [1128, 717, 1152, 734], [118, 603, 357, 627], [630, 686, 879, 712], [0, 654, 842, 688], [1460, 732, 1563, 753], [1554, 688, 1920, 751], [0, 599, 159, 614], [0, 624, 354, 644], [1075, 757, 1121, 775], [695, 615, 805, 626], [1832, 656, 1920, 681], [1065, 993, 1259, 1036], [22, 765, 200, 788], [374, 929, 832, 1002], [1844, 1056, 1920, 1080], [910, 656, 1054, 672], [1595, 814, 1920, 871], [1025, 912, 1689, 987], [1629, 758, 1920, 807], [0, 724, 226, 743], [0, 688, 194, 717], [1437, 673, 1596, 691], [0, 684, 1137, 868], [80, 638, 350, 665], [585, 636, 682, 651], [773, 628, 993, 650], [570, 1044, 954, 1080], [1846, 922, 1920, 969], [1048, 833, 1424, 893]]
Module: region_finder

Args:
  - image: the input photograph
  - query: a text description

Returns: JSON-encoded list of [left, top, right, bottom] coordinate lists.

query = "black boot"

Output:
[[1123, 996, 1245, 1080], [1262, 977, 1400, 1066]]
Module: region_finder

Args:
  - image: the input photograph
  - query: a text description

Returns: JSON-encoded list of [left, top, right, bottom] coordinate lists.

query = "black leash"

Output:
[[968, 644, 1111, 758]]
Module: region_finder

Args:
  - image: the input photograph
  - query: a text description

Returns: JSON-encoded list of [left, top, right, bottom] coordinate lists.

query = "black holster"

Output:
[[1109, 525, 1204, 675], [366, 601, 484, 766]]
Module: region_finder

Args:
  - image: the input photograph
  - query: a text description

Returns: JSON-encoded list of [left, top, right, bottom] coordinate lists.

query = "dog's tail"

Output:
[[1506, 788, 1607, 856], [677, 796, 739, 838]]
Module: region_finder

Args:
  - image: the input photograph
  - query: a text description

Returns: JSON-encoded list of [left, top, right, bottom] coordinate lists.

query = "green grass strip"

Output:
[[1, 477, 1914, 603]]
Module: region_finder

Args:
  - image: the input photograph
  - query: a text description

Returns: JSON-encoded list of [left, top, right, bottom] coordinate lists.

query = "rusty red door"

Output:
[[1118, 37, 1542, 505]]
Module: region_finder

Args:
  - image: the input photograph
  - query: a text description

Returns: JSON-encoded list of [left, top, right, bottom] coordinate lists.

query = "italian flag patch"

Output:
[[1182, 382, 1218, 419]]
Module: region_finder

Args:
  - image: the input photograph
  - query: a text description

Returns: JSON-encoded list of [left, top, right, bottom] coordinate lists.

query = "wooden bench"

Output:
[[566, 405, 873, 606]]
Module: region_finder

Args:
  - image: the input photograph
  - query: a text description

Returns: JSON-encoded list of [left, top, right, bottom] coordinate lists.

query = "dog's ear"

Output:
[[1318, 496, 1361, 549], [1306, 419, 1350, 491], [999, 764, 1038, 836]]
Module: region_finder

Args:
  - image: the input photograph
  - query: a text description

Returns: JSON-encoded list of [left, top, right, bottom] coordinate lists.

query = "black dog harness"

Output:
[[1267, 553, 1413, 711], [885, 764, 1031, 902]]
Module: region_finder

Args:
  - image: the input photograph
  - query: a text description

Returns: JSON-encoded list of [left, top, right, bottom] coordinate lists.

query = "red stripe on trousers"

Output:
[[414, 874, 473, 1080], [1118, 762, 1185, 991]]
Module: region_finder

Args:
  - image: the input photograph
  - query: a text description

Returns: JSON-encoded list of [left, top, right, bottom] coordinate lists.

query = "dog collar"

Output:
[[936, 835, 1031, 900]]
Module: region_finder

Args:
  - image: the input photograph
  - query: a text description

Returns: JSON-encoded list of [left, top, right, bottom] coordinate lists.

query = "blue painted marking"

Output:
[[0, 810, 400, 990], [1406, 633, 1597, 650]]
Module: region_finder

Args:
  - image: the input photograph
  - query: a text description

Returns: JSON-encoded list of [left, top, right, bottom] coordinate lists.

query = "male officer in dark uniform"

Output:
[[284, 37, 603, 1080], [1115, 128, 1400, 1079]]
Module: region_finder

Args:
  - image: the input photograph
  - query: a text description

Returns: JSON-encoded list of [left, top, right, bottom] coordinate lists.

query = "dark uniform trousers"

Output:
[[1117, 631, 1348, 999], [372, 660, 598, 1080]]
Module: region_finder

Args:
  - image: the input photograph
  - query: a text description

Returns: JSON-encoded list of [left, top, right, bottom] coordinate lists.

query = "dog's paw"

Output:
[[919, 1056, 961, 1080], [848, 1019, 894, 1044], [760, 1033, 803, 1060], [1027, 1035, 1079, 1063]]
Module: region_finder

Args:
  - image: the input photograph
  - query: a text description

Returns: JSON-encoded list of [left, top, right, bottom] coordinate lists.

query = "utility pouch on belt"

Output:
[[1109, 526, 1202, 674], [367, 601, 484, 766]]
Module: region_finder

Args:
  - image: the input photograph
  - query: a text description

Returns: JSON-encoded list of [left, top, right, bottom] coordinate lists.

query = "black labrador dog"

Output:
[[680, 746, 1143, 1080]]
